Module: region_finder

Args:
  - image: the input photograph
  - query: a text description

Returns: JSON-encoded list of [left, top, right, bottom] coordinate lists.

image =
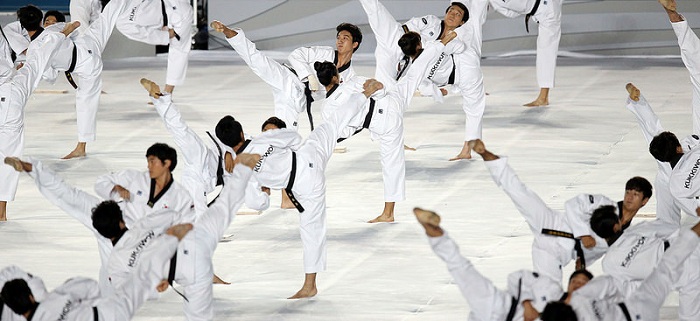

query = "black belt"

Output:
[[541, 228, 586, 270], [337, 98, 375, 143], [618, 303, 632, 321], [448, 55, 456, 85], [93, 306, 99, 321], [504, 278, 522, 321], [525, 0, 542, 33], [285, 152, 305, 212], [304, 82, 315, 130], [65, 45, 78, 89], [168, 252, 189, 302]]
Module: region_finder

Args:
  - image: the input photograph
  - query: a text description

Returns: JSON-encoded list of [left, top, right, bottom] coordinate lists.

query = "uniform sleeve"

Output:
[[0, 265, 48, 300], [680, 134, 700, 152], [2, 22, 30, 56], [572, 275, 625, 302], [489, 1, 522, 18], [403, 16, 432, 33], [564, 194, 616, 238], [94, 169, 139, 200], [288, 46, 332, 81], [625, 94, 664, 144], [115, 19, 170, 45], [53, 277, 101, 301], [252, 128, 304, 151]]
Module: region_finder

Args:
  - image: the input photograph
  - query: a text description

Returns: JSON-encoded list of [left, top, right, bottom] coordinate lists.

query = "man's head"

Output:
[[398, 32, 422, 58], [567, 269, 593, 293], [91, 200, 125, 239], [314, 61, 339, 87], [623, 176, 651, 211], [146, 143, 177, 179], [215, 116, 244, 150], [43, 10, 66, 27], [540, 302, 578, 321], [336, 23, 362, 54], [1, 279, 36, 316], [444, 2, 469, 28], [649, 131, 682, 162], [17, 5, 44, 32], [590, 205, 620, 239], [261, 116, 286, 132]]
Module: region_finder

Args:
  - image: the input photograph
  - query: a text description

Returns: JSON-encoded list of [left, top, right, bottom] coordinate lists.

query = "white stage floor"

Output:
[[1, 53, 696, 320]]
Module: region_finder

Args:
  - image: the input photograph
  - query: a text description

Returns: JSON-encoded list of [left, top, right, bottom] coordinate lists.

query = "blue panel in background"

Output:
[[0, 1, 69, 12]]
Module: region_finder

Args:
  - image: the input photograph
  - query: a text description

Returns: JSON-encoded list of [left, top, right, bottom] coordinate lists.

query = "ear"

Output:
[[352, 41, 359, 50], [677, 146, 684, 154], [641, 198, 649, 206], [163, 159, 171, 169]]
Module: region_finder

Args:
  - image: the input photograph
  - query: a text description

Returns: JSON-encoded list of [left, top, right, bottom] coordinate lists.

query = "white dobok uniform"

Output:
[[0, 265, 48, 321], [152, 94, 269, 218], [107, 165, 251, 321], [0, 32, 64, 203], [1, 21, 29, 64], [225, 29, 306, 131], [485, 156, 617, 282], [324, 40, 445, 203], [69, 0, 103, 34], [429, 231, 563, 320], [25, 234, 180, 321], [489, 0, 562, 90], [670, 146, 700, 215], [94, 169, 195, 227], [671, 20, 700, 134], [626, 92, 699, 224], [116, 0, 192, 86], [571, 229, 700, 321]]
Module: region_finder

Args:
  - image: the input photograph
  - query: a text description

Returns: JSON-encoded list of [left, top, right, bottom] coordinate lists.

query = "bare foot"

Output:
[[363, 79, 384, 97], [62, 142, 86, 159], [166, 223, 193, 241], [449, 141, 472, 161], [213, 274, 230, 285], [140, 78, 163, 98], [469, 139, 499, 161], [210, 20, 238, 38], [288, 287, 317, 299], [0, 201, 6, 222], [523, 98, 549, 107], [61, 21, 80, 36], [659, 0, 676, 11], [626, 83, 640, 102], [4, 157, 25, 172], [368, 214, 394, 223], [413, 207, 443, 237], [404, 144, 417, 151]]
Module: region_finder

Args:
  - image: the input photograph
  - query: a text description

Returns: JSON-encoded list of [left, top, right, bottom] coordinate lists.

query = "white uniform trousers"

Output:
[[672, 21, 700, 134], [69, 0, 102, 34], [359, 0, 404, 87], [485, 157, 574, 282], [226, 29, 306, 130], [0, 32, 65, 201], [532, 0, 562, 89], [163, 0, 192, 86]]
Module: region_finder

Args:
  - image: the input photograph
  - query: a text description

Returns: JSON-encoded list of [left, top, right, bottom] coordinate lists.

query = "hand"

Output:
[[522, 300, 539, 321], [440, 88, 448, 96], [235, 153, 260, 170], [156, 279, 169, 292], [112, 185, 131, 201], [362, 79, 384, 97], [261, 187, 271, 195], [168, 28, 176, 39], [15, 62, 24, 70], [224, 152, 235, 173], [580, 235, 596, 249], [441, 31, 457, 45]]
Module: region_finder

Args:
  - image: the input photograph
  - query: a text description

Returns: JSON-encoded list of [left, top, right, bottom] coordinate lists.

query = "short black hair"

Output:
[[146, 143, 177, 171], [569, 269, 594, 283], [44, 10, 66, 23], [1, 279, 36, 315], [17, 5, 43, 32], [336, 23, 362, 52], [215, 116, 244, 149], [590, 205, 619, 239], [261, 116, 286, 131], [314, 61, 338, 87], [398, 32, 421, 57], [447, 2, 469, 23], [625, 176, 652, 200], [649, 131, 681, 162], [540, 302, 577, 321], [91, 200, 125, 239]]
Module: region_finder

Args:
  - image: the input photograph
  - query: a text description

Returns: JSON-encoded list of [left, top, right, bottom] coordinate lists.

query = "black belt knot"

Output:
[[65, 45, 78, 89], [337, 98, 375, 143], [525, 0, 542, 33]]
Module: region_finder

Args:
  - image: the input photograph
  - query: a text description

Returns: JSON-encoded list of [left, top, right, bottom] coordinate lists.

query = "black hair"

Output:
[[398, 32, 422, 57], [91, 200, 125, 239], [625, 176, 652, 200], [17, 5, 43, 32], [446, 2, 469, 23], [1, 279, 36, 315], [336, 23, 362, 52], [261, 116, 286, 131], [590, 205, 619, 239], [569, 269, 594, 283], [215, 116, 244, 149], [540, 302, 577, 321], [146, 143, 177, 171], [43, 10, 66, 24], [314, 61, 338, 87], [649, 131, 681, 162]]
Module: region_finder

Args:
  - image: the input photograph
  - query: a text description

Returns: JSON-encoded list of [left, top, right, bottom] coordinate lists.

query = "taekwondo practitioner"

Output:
[[0, 265, 48, 321], [2, 5, 43, 66], [23, 0, 130, 159], [625, 83, 699, 225], [287, 23, 362, 130], [487, 0, 563, 107], [471, 139, 651, 283], [94, 142, 194, 227], [142, 77, 270, 217], [414, 207, 584, 320], [320, 24, 459, 223], [116, 0, 193, 95], [69, 0, 103, 34], [0, 223, 194, 321], [0, 22, 77, 222], [43, 10, 66, 28]]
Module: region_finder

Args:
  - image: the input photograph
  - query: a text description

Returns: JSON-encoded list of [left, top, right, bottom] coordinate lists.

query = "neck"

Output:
[[336, 51, 352, 67], [27, 30, 37, 37], [155, 172, 172, 188], [620, 207, 636, 226]]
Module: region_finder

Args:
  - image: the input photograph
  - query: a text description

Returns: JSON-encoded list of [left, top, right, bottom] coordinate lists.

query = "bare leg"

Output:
[[288, 273, 317, 299], [62, 142, 87, 159], [403, 144, 416, 151], [281, 190, 295, 209], [368, 202, 395, 223], [413, 207, 443, 237], [212, 274, 230, 285], [164, 84, 175, 94], [627, 83, 640, 102], [449, 141, 473, 161], [470, 139, 499, 161], [524, 88, 550, 107], [0, 201, 6, 221]]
